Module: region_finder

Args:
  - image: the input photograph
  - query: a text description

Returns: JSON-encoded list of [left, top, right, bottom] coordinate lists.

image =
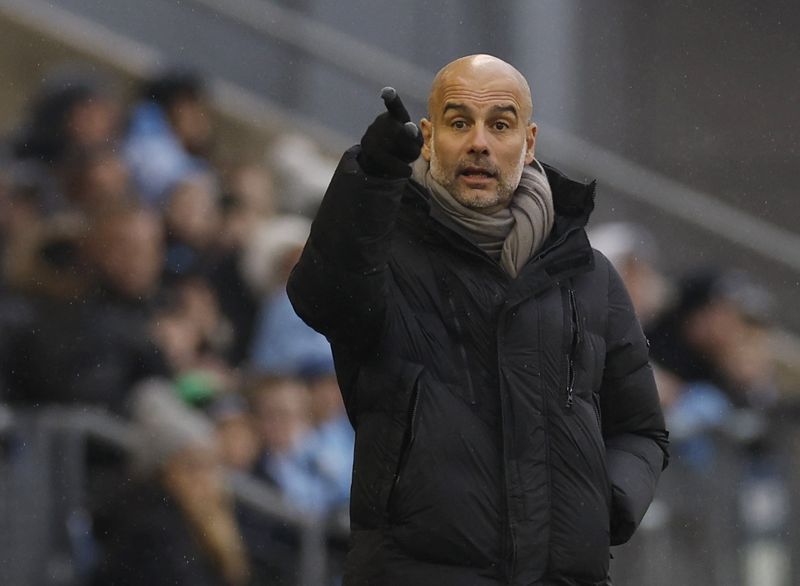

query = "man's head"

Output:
[[81, 205, 164, 300], [248, 375, 311, 456], [143, 70, 212, 156], [420, 55, 536, 213]]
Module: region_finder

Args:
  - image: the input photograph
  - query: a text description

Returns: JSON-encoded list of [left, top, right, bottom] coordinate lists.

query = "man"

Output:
[[288, 55, 668, 586]]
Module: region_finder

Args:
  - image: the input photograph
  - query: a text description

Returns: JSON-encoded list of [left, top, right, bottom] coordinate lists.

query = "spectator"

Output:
[[57, 143, 133, 214], [124, 69, 213, 207], [208, 392, 260, 473], [217, 162, 277, 251], [243, 215, 322, 373], [243, 213, 354, 513], [265, 133, 335, 217], [3, 205, 169, 413], [248, 375, 338, 515], [150, 275, 235, 408], [588, 221, 670, 328], [13, 69, 121, 167], [160, 169, 261, 367], [648, 267, 777, 410], [203, 162, 277, 365], [162, 172, 222, 279], [10, 70, 123, 218], [92, 380, 250, 586], [300, 357, 354, 514]]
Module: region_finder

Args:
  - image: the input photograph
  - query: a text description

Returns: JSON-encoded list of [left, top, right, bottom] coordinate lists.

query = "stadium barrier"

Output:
[[2, 403, 798, 585], [0, 404, 347, 586]]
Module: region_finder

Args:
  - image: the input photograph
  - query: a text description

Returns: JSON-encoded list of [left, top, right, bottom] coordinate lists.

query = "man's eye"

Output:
[[494, 121, 509, 131], [452, 120, 467, 130]]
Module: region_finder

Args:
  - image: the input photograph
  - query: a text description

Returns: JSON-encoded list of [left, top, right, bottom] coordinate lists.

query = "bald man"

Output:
[[288, 55, 668, 586]]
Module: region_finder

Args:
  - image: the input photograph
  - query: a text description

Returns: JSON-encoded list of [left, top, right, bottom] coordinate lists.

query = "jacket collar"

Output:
[[406, 162, 597, 297]]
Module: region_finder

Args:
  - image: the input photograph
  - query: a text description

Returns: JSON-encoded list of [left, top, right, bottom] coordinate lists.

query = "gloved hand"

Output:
[[357, 87, 423, 178]]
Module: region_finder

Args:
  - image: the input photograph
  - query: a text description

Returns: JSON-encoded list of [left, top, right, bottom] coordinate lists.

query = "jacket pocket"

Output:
[[592, 391, 612, 506], [385, 373, 423, 519], [351, 361, 424, 528]]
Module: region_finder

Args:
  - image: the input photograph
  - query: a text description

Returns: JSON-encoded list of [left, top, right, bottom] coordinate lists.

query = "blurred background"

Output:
[[0, 1, 798, 585]]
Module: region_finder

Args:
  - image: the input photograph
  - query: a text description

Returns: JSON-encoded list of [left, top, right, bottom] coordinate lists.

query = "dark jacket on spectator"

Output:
[[288, 148, 669, 586], [3, 288, 168, 414], [91, 482, 227, 586]]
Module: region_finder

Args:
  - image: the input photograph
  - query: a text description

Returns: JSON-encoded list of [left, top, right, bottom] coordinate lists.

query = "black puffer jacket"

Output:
[[288, 148, 669, 586]]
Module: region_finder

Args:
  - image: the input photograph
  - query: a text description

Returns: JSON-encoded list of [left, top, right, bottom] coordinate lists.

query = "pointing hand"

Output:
[[357, 87, 423, 178]]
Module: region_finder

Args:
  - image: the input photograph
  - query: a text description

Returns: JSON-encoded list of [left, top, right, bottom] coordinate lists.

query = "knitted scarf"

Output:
[[412, 158, 555, 277]]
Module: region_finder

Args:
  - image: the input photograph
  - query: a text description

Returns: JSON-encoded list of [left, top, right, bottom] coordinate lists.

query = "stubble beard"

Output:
[[429, 137, 528, 212]]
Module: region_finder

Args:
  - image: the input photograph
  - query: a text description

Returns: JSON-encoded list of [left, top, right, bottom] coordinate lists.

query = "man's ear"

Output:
[[420, 118, 432, 162], [525, 123, 537, 165]]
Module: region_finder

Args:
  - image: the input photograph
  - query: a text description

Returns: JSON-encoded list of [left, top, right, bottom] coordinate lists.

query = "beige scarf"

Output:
[[412, 158, 555, 277]]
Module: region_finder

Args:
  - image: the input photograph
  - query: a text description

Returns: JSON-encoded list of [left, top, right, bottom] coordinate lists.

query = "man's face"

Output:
[[89, 210, 164, 300], [420, 60, 536, 213]]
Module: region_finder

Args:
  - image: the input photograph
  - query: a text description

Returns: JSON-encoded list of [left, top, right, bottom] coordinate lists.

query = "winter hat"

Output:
[[588, 222, 660, 268], [676, 268, 772, 324], [129, 378, 216, 476], [240, 214, 311, 297]]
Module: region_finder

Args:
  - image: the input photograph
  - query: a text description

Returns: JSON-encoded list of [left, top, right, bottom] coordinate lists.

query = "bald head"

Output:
[[428, 54, 533, 123], [419, 54, 537, 213]]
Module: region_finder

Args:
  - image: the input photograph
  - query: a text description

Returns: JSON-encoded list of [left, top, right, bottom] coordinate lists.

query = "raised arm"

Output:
[[287, 88, 422, 351]]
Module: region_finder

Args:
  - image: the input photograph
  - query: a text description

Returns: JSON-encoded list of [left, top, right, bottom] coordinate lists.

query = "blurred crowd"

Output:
[[0, 66, 346, 586], [0, 65, 798, 585]]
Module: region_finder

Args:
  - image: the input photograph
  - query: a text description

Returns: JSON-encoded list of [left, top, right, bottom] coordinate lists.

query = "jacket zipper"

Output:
[[442, 274, 478, 406], [496, 306, 518, 583], [565, 287, 582, 409]]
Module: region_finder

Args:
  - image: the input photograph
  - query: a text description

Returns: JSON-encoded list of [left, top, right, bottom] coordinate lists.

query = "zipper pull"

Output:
[[566, 361, 575, 409]]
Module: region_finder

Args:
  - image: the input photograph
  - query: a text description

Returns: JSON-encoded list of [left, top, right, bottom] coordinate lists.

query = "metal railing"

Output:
[[611, 407, 798, 586], [4, 402, 800, 585], [0, 404, 346, 586]]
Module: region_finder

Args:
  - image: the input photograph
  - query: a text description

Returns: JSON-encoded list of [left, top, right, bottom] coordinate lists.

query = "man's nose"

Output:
[[467, 124, 490, 155]]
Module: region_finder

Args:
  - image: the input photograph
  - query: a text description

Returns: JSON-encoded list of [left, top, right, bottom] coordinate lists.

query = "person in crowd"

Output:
[[217, 162, 277, 251], [298, 355, 354, 515], [648, 267, 777, 411], [162, 171, 222, 279], [236, 376, 321, 585], [287, 54, 668, 585], [0, 168, 38, 399], [3, 204, 168, 413], [161, 168, 263, 367], [11, 70, 123, 217], [265, 133, 336, 217], [150, 273, 235, 407], [588, 222, 679, 405], [124, 69, 213, 207], [56, 143, 133, 214], [240, 207, 356, 511], [208, 391, 260, 473], [204, 162, 278, 365], [588, 221, 670, 328], [91, 380, 250, 586], [247, 374, 331, 514], [244, 214, 322, 373], [13, 70, 121, 168], [247, 370, 352, 518], [646, 267, 780, 467]]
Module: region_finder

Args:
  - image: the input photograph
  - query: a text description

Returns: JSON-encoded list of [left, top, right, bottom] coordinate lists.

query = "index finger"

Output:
[[381, 87, 411, 123]]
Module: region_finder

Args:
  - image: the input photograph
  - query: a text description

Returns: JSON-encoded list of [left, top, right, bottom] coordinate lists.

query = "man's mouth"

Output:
[[460, 166, 496, 179]]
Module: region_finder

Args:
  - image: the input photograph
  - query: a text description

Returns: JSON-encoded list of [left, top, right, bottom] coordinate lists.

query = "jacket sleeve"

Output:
[[598, 256, 670, 545], [287, 146, 406, 352]]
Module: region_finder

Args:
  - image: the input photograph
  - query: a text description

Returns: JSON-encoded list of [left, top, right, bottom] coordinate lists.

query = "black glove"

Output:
[[357, 87, 423, 178]]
